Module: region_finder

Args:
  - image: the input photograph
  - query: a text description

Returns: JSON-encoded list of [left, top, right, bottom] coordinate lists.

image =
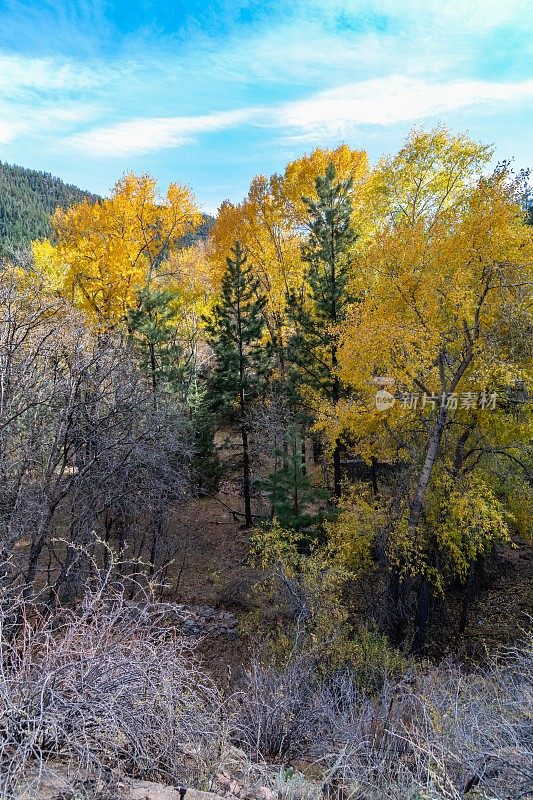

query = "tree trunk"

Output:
[[459, 559, 480, 635], [333, 440, 342, 499], [411, 577, 431, 655], [408, 404, 448, 533], [388, 404, 448, 648], [406, 406, 448, 650], [387, 569, 409, 647], [24, 509, 54, 599], [57, 505, 93, 605], [241, 423, 253, 527], [149, 341, 158, 409], [331, 357, 342, 498], [370, 456, 379, 498]]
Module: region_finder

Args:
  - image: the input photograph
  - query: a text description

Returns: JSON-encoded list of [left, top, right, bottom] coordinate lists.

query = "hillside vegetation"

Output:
[[0, 161, 215, 257], [0, 161, 100, 256]]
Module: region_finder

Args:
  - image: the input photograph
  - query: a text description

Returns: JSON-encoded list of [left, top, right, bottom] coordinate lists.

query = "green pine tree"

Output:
[[0, 161, 99, 258], [287, 162, 358, 498], [127, 285, 192, 403], [205, 241, 272, 527], [258, 423, 328, 535], [190, 388, 224, 495]]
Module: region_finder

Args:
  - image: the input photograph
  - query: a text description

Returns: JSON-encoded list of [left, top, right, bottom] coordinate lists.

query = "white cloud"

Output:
[[272, 76, 533, 137], [0, 97, 99, 146], [0, 52, 109, 145], [66, 75, 533, 157], [201, 22, 392, 84], [67, 108, 260, 156], [204, 0, 533, 86], [0, 53, 103, 94], [301, 0, 532, 34], [0, 51, 154, 141], [0, 118, 27, 144]]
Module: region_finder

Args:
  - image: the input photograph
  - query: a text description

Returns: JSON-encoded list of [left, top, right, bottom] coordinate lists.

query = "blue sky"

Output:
[[0, 0, 532, 213]]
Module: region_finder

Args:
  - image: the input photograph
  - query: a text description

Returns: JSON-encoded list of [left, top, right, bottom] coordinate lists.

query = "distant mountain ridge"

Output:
[[0, 161, 100, 257], [0, 161, 214, 258]]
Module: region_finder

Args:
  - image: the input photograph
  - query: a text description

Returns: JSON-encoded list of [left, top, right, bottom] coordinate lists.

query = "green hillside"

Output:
[[180, 212, 215, 247], [0, 161, 214, 257], [0, 161, 100, 257]]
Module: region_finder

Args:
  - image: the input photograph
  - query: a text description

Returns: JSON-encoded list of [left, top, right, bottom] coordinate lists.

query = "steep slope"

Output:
[[180, 212, 215, 246], [0, 161, 100, 256]]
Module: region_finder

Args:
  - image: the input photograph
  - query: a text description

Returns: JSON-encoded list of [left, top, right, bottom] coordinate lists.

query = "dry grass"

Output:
[[233, 637, 533, 799], [0, 582, 530, 800]]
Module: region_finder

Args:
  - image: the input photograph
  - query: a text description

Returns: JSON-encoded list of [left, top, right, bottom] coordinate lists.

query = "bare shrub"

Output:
[[232, 650, 321, 759], [0, 584, 227, 799], [1, 582, 530, 800], [233, 637, 533, 799], [0, 273, 193, 604]]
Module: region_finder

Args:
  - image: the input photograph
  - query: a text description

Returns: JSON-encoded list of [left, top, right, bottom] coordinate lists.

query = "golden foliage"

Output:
[[324, 488, 382, 576], [432, 474, 511, 582], [333, 129, 533, 461], [208, 145, 370, 364], [39, 174, 201, 327], [281, 143, 369, 227]]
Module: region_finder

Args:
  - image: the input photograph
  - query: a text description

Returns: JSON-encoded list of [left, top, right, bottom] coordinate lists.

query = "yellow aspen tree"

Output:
[[334, 129, 533, 650], [281, 143, 369, 229], [45, 173, 201, 328], [208, 146, 369, 378], [208, 179, 301, 377]]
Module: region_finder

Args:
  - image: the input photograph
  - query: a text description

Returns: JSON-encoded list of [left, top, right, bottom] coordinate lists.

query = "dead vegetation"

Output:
[[0, 576, 530, 799], [0, 582, 226, 799]]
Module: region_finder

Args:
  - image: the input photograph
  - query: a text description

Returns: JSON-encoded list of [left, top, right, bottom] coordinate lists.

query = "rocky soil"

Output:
[[169, 603, 239, 638], [20, 747, 288, 800]]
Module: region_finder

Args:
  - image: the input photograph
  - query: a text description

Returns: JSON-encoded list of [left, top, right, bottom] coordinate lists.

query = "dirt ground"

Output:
[[167, 494, 258, 685]]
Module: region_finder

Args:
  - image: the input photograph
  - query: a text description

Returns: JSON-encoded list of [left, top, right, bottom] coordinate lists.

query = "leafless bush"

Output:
[[0, 272, 193, 602], [232, 650, 321, 759], [233, 637, 532, 799], [1, 578, 530, 800], [0, 583, 228, 799]]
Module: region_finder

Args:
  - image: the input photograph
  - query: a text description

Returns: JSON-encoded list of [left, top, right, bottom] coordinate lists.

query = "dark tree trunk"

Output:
[[333, 440, 342, 499], [57, 504, 93, 605], [387, 569, 409, 647], [411, 577, 431, 655], [387, 407, 448, 648], [459, 559, 480, 635], [24, 511, 53, 599], [370, 456, 379, 498], [312, 434, 322, 464], [149, 533, 157, 577], [241, 423, 253, 528]]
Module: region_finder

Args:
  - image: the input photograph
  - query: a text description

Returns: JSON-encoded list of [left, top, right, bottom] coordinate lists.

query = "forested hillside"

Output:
[[0, 129, 531, 800], [0, 161, 100, 255]]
